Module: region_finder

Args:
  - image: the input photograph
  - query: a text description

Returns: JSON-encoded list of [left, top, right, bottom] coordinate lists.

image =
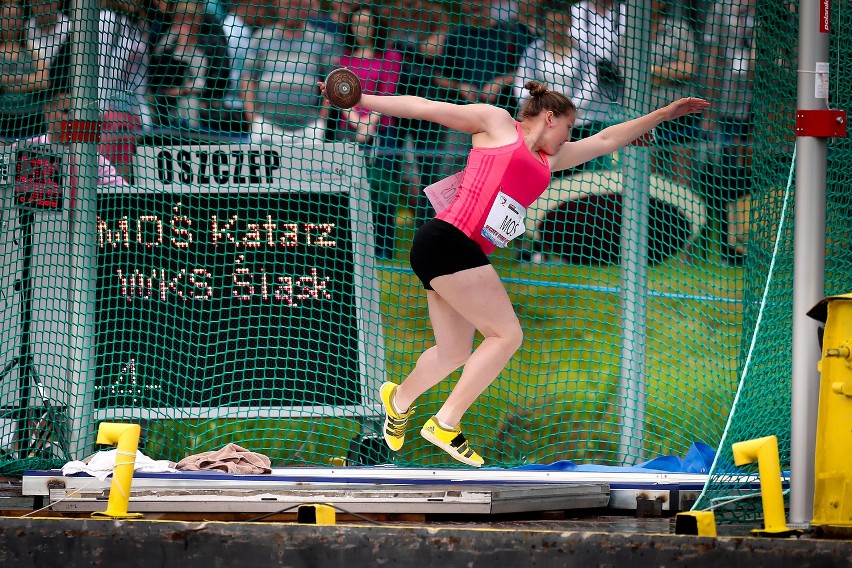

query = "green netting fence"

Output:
[[693, 0, 852, 522], [0, 0, 845, 524]]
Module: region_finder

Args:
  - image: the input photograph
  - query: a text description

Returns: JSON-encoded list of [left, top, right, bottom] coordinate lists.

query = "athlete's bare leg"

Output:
[[393, 290, 477, 411], [395, 264, 523, 426]]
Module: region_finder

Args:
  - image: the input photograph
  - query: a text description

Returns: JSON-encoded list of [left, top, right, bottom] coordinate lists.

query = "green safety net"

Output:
[[694, 0, 852, 522], [0, 0, 839, 526]]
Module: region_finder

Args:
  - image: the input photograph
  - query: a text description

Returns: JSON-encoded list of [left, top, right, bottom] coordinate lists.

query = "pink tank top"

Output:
[[437, 122, 552, 254]]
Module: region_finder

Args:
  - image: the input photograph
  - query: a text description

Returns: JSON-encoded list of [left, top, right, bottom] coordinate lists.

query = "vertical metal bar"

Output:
[[65, 0, 101, 459], [17, 210, 34, 454], [789, 0, 829, 528], [616, 0, 653, 465]]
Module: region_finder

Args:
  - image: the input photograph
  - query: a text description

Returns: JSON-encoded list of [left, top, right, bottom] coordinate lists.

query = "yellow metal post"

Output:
[[732, 435, 799, 536], [808, 294, 852, 535], [91, 422, 143, 519]]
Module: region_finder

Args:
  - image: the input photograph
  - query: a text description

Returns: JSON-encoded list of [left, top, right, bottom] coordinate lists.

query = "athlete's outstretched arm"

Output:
[[550, 97, 710, 172], [319, 81, 512, 136]]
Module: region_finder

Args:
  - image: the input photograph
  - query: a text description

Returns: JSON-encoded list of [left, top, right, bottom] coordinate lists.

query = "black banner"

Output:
[[95, 191, 359, 409]]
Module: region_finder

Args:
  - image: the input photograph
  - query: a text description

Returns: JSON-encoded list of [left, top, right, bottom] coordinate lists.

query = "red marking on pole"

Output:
[[820, 0, 830, 33], [795, 109, 846, 138]]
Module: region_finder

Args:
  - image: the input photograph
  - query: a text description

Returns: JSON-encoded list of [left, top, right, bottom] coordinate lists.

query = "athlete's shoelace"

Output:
[[386, 412, 410, 437]]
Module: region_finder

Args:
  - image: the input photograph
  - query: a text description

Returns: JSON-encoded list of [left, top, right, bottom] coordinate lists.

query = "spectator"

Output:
[[202, 0, 228, 21], [94, 0, 153, 181], [310, 0, 354, 36], [570, 0, 625, 157], [700, 0, 756, 264], [704, 0, 754, 140], [513, 0, 593, 124], [0, 0, 49, 140], [383, 0, 451, 224], [243, 0, 343, 141], [25, 0, 70, 66], [221, 0, 272, 136], [491, 0, 518, 23], [434, 0, 535, 113], [648, 0, 700, 187], [327, 3, 404, 260], [506, 0, 542, 48], [383, 0, 450, 62], [148, 1, 240, 134]]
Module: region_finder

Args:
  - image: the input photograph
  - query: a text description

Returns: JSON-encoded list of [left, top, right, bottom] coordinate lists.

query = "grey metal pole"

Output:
[[616, 0, 653, 465], [789, 0, 829, 528], [65, 0, 101, 459]]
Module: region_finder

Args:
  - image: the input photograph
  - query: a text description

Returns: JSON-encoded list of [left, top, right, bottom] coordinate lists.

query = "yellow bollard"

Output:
[[674, 511, 717, 537], [732, 435, 799, 537], [297, 504, 337, 525], [91, 422, 143, 520], [808, 294, 852, 537]]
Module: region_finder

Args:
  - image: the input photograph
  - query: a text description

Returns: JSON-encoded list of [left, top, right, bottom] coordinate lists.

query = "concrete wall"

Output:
[[2, 517, 852, 568]]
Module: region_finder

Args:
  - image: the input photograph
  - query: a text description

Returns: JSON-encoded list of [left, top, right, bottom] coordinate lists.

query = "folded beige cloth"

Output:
[[176, 443, 272, 474]]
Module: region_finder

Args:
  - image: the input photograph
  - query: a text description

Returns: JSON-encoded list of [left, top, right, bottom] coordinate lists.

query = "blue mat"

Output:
[[514, 442, 716, 475]]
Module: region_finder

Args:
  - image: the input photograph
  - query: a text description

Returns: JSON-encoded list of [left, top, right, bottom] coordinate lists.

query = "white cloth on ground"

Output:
[[61, 449, 178, 480]]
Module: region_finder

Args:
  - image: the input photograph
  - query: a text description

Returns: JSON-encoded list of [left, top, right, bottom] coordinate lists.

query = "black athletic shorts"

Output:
[[409, 218, 491, 291]]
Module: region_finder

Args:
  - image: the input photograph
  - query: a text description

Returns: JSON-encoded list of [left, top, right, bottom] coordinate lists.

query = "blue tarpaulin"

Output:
[[514, 442, 717, 474]]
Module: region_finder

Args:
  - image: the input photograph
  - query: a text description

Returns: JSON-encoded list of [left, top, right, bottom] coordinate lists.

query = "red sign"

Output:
[[820, 0, 830, 33], [59, 120, 101, 144], [14, 149, 63, 210]]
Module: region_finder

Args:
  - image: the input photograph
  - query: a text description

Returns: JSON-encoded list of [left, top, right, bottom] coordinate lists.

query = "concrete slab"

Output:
[[1, 516, 852, 568]]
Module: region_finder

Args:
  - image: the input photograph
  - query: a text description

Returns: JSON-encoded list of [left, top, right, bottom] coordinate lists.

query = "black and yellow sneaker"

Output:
[[420, 417, 484, 467], [379, 382, 413, 451]]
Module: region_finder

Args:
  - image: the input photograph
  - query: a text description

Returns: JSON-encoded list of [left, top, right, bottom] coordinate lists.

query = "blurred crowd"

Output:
[[0, 0, 758, 262]]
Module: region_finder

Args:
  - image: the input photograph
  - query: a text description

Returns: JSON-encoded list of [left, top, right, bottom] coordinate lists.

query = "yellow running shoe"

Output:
[[380, 382, 413, 451], [420, 417, 484, 467]]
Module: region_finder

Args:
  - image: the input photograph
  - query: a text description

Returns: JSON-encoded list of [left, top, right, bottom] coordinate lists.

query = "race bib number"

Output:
[[423, 171, 463, 214], [481, 191, 525, 248]]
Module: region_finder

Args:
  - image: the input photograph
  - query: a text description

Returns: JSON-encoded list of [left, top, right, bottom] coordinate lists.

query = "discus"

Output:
[[324, 68, 362, 109]]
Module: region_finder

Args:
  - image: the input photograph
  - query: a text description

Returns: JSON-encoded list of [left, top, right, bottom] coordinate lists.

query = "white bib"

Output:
[[481, 190, 526, 248]]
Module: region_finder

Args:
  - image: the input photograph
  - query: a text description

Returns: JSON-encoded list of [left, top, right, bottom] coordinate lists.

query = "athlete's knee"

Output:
[[504, 324, 524, 353], [488, 322, 523, 354]]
